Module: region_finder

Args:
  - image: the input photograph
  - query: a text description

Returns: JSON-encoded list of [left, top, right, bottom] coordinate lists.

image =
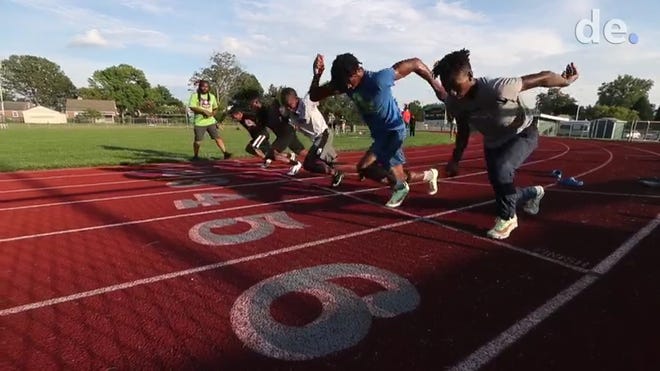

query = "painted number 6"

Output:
[[230, 264, 420, 360]]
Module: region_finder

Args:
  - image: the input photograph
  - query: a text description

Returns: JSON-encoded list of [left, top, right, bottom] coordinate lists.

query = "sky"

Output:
[[2, 0, 659, 110]]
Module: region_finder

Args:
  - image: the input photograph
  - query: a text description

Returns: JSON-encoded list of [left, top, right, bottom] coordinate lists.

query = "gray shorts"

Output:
[[194, 124, 219, 141], [307, 129, 337, 165]]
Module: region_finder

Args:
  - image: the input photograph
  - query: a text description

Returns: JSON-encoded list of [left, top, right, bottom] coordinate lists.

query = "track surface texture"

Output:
[[1, 137, 659, 371]]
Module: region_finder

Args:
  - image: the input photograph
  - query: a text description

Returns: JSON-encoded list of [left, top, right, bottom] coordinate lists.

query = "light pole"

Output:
[[575, 105, 581, 120]]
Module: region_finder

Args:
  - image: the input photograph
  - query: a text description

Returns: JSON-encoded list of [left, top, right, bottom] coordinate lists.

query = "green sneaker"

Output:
[[385, 182, 410, 208]]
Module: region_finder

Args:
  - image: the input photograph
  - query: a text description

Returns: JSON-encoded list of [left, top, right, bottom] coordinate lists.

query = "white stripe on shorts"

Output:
[[253, 134, 266, 148]]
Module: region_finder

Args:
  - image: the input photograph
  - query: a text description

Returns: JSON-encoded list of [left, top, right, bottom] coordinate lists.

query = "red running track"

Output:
[[1, 137, 659, 370]]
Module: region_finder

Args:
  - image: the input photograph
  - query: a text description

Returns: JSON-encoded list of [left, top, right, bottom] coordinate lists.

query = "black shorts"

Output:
[[194, 124, 219, 141], [270, 127, 305, 155], [245, 133, 271, 156]]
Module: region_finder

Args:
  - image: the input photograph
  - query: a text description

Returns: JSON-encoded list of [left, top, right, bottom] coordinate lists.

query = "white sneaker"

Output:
[[427, 168, 439, 195], [487, 215, 518, 240], [523, 186, 545, 215], [261, 159, 272, 169], [287, 161, 302, 176]]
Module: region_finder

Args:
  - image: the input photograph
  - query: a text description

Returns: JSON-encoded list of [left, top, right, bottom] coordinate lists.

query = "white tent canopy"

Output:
[[22, 106, 67, 124]]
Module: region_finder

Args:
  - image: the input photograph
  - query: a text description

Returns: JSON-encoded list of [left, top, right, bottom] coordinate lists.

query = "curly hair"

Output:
[[330, 53, 361, 93]]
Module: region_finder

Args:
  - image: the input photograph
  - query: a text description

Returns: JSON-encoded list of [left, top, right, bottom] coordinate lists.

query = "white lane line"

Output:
[[0, 200, 495, 317], [1, 170, 493, 243], [615, 144, 660, 157], [0, 178, 313, 212], [0, 142, 572, 242], [302, 148, 593, 274], [437, 142, 571, 181], [0, 147, 474, 194], [441, 180, 660, 199], [0, 144, 464, 184], [0, 154, 488, 212], [449, 213, 660, 371], [0, 140, 580, 315]]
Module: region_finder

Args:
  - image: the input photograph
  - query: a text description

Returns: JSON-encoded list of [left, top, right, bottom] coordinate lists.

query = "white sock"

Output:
[[289, 153, 296, 161], [423, 170, 432, 181]]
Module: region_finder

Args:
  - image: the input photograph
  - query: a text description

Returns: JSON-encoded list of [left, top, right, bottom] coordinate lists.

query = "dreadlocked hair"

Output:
[[432, 49, 472, 84], [197, 80, 210, 103]]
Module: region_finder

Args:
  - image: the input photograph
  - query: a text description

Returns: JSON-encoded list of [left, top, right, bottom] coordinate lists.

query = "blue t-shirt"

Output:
[[347, 68, 405, 133]]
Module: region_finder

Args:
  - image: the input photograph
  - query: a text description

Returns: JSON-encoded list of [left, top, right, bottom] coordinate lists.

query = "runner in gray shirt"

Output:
[[432, 49, 579, 240]]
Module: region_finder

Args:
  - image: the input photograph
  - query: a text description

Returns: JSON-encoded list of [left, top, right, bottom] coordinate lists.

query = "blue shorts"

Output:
[[371, 128, 407, 170]]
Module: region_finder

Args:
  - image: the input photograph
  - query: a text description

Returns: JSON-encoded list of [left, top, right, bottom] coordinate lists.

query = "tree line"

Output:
[[0, 55, 184, 121], [3, 53, 659, 124], [535, 74, 660, 121]]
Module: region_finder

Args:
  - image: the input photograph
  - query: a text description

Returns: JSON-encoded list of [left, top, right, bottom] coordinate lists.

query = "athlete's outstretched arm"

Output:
[[392, 58, 447, 101], [521, 62, 579, 91]]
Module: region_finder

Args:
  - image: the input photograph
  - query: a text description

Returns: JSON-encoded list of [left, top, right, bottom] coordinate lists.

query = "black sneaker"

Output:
[[191, 155, 200, 161], [331, 171, 344, 187], [224, 152, 233, 160]]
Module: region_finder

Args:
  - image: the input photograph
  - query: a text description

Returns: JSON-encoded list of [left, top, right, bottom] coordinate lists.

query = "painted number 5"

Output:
[[230, 264, 420, 360]]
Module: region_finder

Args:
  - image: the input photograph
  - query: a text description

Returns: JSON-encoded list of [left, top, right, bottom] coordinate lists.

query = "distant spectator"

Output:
[[402, 104, 411, 126], [339, 115, 347, 135], [409, 114, 416, 136]]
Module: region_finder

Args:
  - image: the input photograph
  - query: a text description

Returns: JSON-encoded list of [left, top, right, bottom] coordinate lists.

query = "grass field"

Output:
[[0, 124, 452, 172]]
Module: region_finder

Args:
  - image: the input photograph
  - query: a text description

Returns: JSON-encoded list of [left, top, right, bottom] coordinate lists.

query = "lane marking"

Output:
[[0, 169, 491, 243], [0, 145, 473, 184], [0, 148, 478, 196], [449, 213, 660, 371], [0, 200, 495, 316], [441, 180, 660, 199], [305, 182, 592, 274], [615, 144, 660, 157], [0, 144, 570, 243], [0, 153, 490, 212]]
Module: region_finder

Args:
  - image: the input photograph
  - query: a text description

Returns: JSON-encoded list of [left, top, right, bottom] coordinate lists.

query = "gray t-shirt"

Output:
[[445, 77, 532, 148]]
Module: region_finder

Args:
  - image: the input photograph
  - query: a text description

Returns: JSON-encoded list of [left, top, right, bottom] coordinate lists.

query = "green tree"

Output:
[[1, 55, 77, 110], [0, 87, 16, 101], [87, 64, 151, 119], [190, 51, 243, 107], [318, 94, 362, 126], [655, 106, 660, 121], [263, 84, 283, 106], [536, 88, 578, 116], [407, 100, 424, 121], [589, 104, 639, 121], [597, 75, 654, 109], [631, 95, 655, 120], [230, 73, 263, 100], [142, 85, 183, 114], [76, 109, 102, 123], [77, 87, 107, 100]]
